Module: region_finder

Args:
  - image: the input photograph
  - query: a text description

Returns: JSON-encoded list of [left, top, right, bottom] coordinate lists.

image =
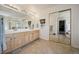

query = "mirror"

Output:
[[4, 15, 39, 31], [4, 16, 29, 31]]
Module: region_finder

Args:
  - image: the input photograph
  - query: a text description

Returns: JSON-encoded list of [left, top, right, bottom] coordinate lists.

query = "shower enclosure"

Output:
[[49, 9, 71, 45]]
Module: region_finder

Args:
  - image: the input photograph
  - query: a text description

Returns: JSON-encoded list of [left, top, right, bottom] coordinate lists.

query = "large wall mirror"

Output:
[[4, 16, 39, 31], [4, 16, 29, 31]]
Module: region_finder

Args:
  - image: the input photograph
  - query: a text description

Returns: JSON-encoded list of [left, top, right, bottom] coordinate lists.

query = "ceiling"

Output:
[[15, 4, 74, 17], [16, 4, 56, 14], [0, 5, 27, 18]]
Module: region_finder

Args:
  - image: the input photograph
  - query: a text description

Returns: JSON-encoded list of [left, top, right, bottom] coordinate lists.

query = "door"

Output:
[[58, 10, 71, 45], [49, 13, 59, 42], [0, 16, 4, 53]]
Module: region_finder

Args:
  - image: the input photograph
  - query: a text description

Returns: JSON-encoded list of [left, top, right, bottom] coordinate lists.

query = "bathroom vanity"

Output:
[[3, 16, 40, 53], [4, 29, 39, 53]]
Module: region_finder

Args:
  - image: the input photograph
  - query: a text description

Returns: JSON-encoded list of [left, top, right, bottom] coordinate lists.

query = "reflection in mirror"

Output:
[[4, 15, 39, 31], [4, 16, 29, 31]]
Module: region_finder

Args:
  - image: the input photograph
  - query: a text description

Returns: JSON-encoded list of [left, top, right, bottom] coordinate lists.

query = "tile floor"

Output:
[[12, 39, 79, 54]]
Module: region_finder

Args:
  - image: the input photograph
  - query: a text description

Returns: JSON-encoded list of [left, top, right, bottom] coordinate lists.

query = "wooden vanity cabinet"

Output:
[[30, 30, 39, 41], [24, 31, 30, 44], [5, 30, 39, 53]]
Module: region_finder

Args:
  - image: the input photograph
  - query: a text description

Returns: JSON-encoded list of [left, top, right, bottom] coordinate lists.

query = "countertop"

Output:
[[5, 28, 39, 34]]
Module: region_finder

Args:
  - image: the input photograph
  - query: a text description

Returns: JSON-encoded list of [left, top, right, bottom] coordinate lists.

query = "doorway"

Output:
[[59, 20, 65, 34], [49, 9, 71, 45]]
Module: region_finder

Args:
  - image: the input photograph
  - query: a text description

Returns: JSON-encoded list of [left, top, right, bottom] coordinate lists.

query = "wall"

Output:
[[39, 12, 49, 40]]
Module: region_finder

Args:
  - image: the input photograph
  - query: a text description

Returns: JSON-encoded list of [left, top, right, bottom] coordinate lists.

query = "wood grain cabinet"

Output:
[[28, 30, 39, 42], [32, 30, 39, 40], [5, 30, 39, 53], [24, 32, 30, 44], [13, 33, 20, 49], [5, 34, 14, 53], [5, 37, 12, 53]]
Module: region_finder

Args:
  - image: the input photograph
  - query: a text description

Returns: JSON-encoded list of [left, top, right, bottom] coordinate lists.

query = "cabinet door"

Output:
[[29, 30, 39, 42], [14, 33, 22, 49], [5, 34, 16, 53], [34, 31, 37, 40], [20, 32, 25, 46], [33, 30, 39, 40], [29, 32, 32, 42], [11, 38, 15, 51], [14, 32, 25, 49], [24, 32, 30, 44], [36, 30, 39, 39], [29, 31, 32, 42], [5, 37, 12, 53], [14, 39, 17, 49], [31, 31, 35, 41]]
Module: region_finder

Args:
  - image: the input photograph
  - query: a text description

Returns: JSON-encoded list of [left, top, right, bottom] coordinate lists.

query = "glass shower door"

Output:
[[49, 9, 71, 45], [49, 12, 59, 42], [57, 10, 71, 45]]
